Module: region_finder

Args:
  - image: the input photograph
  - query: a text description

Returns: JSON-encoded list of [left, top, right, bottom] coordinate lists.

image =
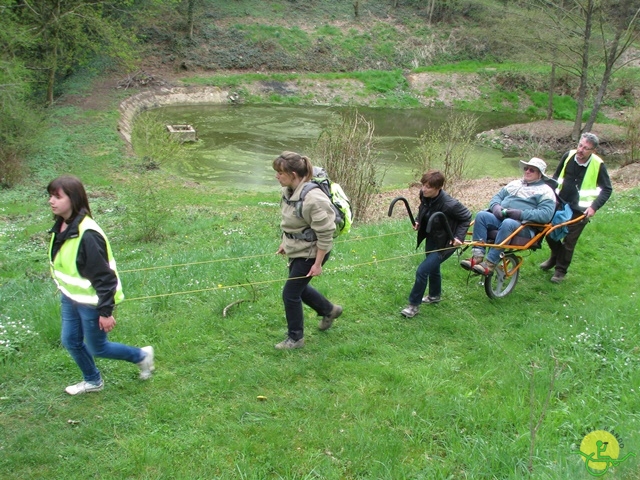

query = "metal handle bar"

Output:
[[388, 196, 416, 226], [426, 211, 455, 243]]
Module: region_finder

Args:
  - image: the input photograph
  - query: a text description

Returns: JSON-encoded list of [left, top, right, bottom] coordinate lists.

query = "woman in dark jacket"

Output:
[[401, 170, 472, 318]]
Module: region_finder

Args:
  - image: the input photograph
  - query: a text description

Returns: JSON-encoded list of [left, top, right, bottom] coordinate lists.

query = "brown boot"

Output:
[[275, 337, 305, 349], [539, 258, 556, 271], [319, 305, 342, 331], [472, 260, 496, 276], [461, 256, 483, 271]]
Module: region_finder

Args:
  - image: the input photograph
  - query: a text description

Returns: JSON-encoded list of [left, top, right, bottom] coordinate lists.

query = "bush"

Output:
[[0, 91, 43, 188], [624, 106, 640, 165], [413, 112, 478, 196], [311, 110, 384, 221], [0, 149, 25, 189], [129, 112, 184, 242]]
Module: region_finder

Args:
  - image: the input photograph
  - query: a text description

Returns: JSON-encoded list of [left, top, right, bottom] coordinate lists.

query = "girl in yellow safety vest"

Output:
[[48, 175, 154, 395]]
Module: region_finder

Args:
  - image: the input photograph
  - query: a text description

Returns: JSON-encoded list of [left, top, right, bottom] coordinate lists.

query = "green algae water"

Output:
[[137, 104, 531, 190]]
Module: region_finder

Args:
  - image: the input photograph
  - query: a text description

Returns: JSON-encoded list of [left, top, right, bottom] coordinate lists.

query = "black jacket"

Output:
[[416, 190, 472, 251], [49, 211, 118, 317]]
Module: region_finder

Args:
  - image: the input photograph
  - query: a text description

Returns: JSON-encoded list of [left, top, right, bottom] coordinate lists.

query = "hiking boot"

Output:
[[550, 271, 566, 283], [421, 295, 441, 304], [65, 380, 104, 396], [275, 337, 305, 350], [461, 256, 483, 271], [319, 304, 342, 331], [137, 346, 155, 380], [401, 304, 420, 318], [539, 258, 556, 271], [472, 260, 496, 276]]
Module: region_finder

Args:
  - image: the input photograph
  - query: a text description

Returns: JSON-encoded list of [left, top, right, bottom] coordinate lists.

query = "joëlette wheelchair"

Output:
[[388, 196, 586, 299], [459, 214, 586, 298]]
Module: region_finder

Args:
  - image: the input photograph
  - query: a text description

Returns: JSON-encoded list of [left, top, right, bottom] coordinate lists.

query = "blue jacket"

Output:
[[489, 178, 556, 224]]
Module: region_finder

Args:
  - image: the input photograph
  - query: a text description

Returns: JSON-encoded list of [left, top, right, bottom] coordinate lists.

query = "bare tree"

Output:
[[547, 58, 557, 121], [497, 0, 640, 140], [187, 0, 198, 40], [583, 0, 640, 132], [426, 0, 436, 25]]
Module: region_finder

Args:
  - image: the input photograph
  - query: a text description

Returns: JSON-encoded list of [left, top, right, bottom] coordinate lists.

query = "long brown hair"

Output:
[[47, 175, 92, 220], [272, 151, 313, 182]]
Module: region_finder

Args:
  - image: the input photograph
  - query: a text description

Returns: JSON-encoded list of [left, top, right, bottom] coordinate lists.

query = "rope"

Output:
[[122, 244, 461, 302], [118, 229, 408, 274]]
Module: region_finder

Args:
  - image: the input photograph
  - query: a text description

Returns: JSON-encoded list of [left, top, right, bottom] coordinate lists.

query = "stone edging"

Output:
[[118, 86, 230, 144]]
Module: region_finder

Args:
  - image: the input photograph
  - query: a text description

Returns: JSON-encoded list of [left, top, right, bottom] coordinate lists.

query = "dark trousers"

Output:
[[545, 211, 589, 274], [283, 255, 333, 341]]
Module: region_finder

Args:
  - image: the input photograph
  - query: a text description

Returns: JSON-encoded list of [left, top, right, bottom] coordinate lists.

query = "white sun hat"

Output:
[[520, 157, 549, 179]]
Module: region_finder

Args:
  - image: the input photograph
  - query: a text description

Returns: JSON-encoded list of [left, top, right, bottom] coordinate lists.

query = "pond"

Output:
[[138, 105, 532, 191]]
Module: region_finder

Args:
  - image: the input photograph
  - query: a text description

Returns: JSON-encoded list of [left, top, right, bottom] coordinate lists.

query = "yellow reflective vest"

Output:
[[557, 150, 603, 209], [49, 216, 124, 306]]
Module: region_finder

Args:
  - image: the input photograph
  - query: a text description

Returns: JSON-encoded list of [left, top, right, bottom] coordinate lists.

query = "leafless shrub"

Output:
[[528, 350, 565, 474], [624, 106, 640, 166], [0, 150, 26, 188], [517, 132, 554, 160], [312, 110, 385, 222], [413, 112, 478, 197]]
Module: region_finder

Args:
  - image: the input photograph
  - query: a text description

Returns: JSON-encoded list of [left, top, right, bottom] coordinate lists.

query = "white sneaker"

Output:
[[137, 346, 155, 380], [65, 380, 104, 395]]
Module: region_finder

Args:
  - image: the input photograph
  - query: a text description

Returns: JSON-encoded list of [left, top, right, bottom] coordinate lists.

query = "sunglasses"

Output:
[[523, 166, 539, 173]]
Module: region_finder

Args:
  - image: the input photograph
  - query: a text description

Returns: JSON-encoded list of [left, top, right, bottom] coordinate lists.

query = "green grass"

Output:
[[2, 73, 640, 479], [232, 24, 312, 51], [413, 60, 552, 75]]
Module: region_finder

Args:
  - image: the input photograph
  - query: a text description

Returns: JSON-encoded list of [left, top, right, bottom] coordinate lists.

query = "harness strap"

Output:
[[285, 229, 317, 242]]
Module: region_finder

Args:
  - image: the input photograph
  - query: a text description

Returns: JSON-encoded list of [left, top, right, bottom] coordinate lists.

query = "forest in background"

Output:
[[2, 0, 640, 186]]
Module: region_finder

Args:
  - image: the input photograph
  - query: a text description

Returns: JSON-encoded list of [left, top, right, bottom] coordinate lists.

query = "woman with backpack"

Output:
[[401, 170, 472, 318], [273, 151, 342, 349]]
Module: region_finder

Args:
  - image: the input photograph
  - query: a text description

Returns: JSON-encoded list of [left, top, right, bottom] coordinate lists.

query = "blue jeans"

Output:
[[408, 250, 454, 305], [60, 295, 144, 383], [282, 255, 334, 341], [472, 211, 534, 264]]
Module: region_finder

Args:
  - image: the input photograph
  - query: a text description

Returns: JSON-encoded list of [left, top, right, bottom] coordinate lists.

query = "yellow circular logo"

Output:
[[579, 430, 620, 471], [576, 429, 635, 476]]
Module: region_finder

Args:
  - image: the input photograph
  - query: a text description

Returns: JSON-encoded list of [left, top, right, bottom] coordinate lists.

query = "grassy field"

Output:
[[2, 72, 640, 479]]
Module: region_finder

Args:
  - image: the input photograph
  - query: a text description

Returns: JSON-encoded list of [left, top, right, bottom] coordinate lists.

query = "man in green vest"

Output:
[[540, 132, 613, 283]]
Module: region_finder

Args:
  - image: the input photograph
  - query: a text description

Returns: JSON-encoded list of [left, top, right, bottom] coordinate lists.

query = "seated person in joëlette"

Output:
[[461, 158, 556, 275]]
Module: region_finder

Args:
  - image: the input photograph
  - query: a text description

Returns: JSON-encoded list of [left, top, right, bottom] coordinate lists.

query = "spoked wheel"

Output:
[[484, 254, 520, 299]]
